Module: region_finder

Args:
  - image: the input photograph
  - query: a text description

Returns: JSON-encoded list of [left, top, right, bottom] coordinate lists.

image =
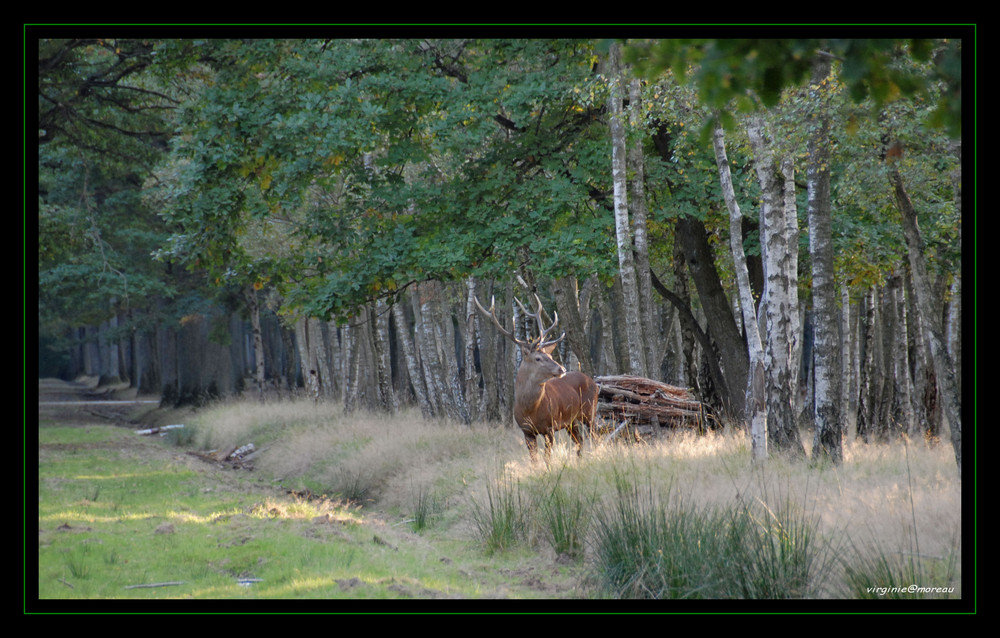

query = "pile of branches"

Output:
[[594, 375, 705, 433]]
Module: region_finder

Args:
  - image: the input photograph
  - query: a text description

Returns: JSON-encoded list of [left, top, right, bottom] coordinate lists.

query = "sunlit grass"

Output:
[[38, 398, 963, 602]]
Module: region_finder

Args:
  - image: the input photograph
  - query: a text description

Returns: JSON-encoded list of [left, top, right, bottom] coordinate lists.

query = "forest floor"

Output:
[[34, 378, 589, 607], [34, 378, 966, 609]]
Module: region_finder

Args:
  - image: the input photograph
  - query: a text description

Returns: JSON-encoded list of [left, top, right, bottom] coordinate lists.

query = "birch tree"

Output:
[[747, 117, 806, 457], [890, 155, 963, 469], [607, 42, 647, 376], [628, 77, 657, 374], [805, 55, 843, 463], [391, 297, 433, 418], [712, 121, 767, 462], [464, 276, 484, 422]]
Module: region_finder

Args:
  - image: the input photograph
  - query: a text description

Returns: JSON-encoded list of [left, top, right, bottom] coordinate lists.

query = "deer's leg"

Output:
[[569, 423, 583, 457], [543, 431, 555, 462], [523, 431, 540, 462], [586, 401, 598, 440]]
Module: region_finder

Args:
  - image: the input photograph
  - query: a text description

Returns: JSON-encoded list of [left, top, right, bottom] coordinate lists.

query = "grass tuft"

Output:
[[469, 464, 530, 555]]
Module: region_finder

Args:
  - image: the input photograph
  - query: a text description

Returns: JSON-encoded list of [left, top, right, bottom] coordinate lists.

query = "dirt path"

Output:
[[38, 378, 162, 428]]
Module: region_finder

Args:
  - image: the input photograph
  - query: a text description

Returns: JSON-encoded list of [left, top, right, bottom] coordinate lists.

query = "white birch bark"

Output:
[[805, 56, 843, 462], [712, 121, 767, 462], [747, 117, 805, 457], [342, 316, 360, 413], [327, 319, 343, 400], [891, 274, 914, 434], [413, 283, 445, 417], [891, 162, 962, 468], [307, 319, 331, 398], [293, 316, 317, 401], [370, 300, 396, 413], [607, 43, 647, 377], [628, 77, 657, 375], [464, 276, 483, 422], [391, 297, 433, 418]]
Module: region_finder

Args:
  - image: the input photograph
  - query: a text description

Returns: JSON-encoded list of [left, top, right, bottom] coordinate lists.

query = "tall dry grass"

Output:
[[189, 398, 518, 510], [188, 398, 963, 598]]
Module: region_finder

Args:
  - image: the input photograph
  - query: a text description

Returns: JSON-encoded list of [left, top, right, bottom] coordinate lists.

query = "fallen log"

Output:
[[594, 375, 705, 432]]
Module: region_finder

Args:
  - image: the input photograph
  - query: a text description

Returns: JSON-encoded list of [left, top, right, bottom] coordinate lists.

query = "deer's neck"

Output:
[[515, 370, 549, 412]]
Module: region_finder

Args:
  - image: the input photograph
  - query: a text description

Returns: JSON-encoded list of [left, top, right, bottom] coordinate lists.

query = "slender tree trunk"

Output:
[[628, 77, 657, 374], [295, 316, 333, 402], [593, 278, 619, 375], [413, 283, 445, 418], [747, 117, 805, 457], [839, 284, 857, 437], [551, 276, 594, 376], [308, 319, 332, 397], [805, 55, 843, 462], [675, 216, 748, 421], [475, 279, 504, 422], [672, 241, 699, 392], [294, 316, 318, 401], [244, 286, 266, 399], [437, 284, 468, 423], [890, 161, 962, 469], [326, 320, 343, 400], [342, 315, 361, 413], [607, 42, 646, 376], [392, 297, 433, 418], [369, 300, 396, 413], [856, 287, 877, 442], [713, 121, 767, 462], [892, 271, 915, 435], [464, 276, 483, 422], [649, 267, 730, 415]]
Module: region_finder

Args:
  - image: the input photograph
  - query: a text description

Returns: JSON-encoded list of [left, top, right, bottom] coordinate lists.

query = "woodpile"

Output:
[[594, 375, 705, 433]]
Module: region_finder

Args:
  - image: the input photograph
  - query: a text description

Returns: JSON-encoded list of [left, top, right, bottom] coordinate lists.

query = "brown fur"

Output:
[[513, 344, 599, 462], [475, 293, 599, 462]]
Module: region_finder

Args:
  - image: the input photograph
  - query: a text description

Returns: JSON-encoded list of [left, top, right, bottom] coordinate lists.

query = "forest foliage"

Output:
[[35, 31, 968, 464]]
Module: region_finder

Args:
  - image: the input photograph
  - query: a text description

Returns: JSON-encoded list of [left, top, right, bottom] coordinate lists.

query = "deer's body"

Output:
[[515, 366, 599, 460], [476, 294, 600, 462]]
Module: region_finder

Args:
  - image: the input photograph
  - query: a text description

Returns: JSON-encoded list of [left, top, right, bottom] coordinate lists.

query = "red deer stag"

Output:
[[474, 294, 599, 462]]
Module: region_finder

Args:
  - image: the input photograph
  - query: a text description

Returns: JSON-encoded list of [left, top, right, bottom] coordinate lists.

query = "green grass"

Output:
[[35, 396, 965, 605]]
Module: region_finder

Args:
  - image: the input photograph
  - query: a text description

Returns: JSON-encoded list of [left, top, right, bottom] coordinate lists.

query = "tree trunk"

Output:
[[649, 267, 730, 415], [413, 283, 444, 418], [369, 300, 396, 412], [392, 297, 433, 418], [607, 42, 647, 377], [674, 215, 748, 421], [464, 276, 483, 422], [592, 278, 619, 375], [551, 276, 594, 376], [244, 286, 266, 398], [747, 117, 805, 457], [342, 315, 361, 413], [294, 317, 318, 401], [805, 55, 843, 463], [713, 120, 767, 462], [628, 76, 657, 374], [891, 271, 915, 436], [309, 319, 333, 397], [856, 287, 878, 442], [890, 161, 962, 469], [839, 284, 857, 438]]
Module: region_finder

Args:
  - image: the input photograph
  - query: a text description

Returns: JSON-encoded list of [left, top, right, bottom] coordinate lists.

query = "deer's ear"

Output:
[[541, 343, 558, 355]]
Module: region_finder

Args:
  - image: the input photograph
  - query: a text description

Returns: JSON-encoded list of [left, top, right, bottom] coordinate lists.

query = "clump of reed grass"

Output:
[[588, 468, 831, 599]]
